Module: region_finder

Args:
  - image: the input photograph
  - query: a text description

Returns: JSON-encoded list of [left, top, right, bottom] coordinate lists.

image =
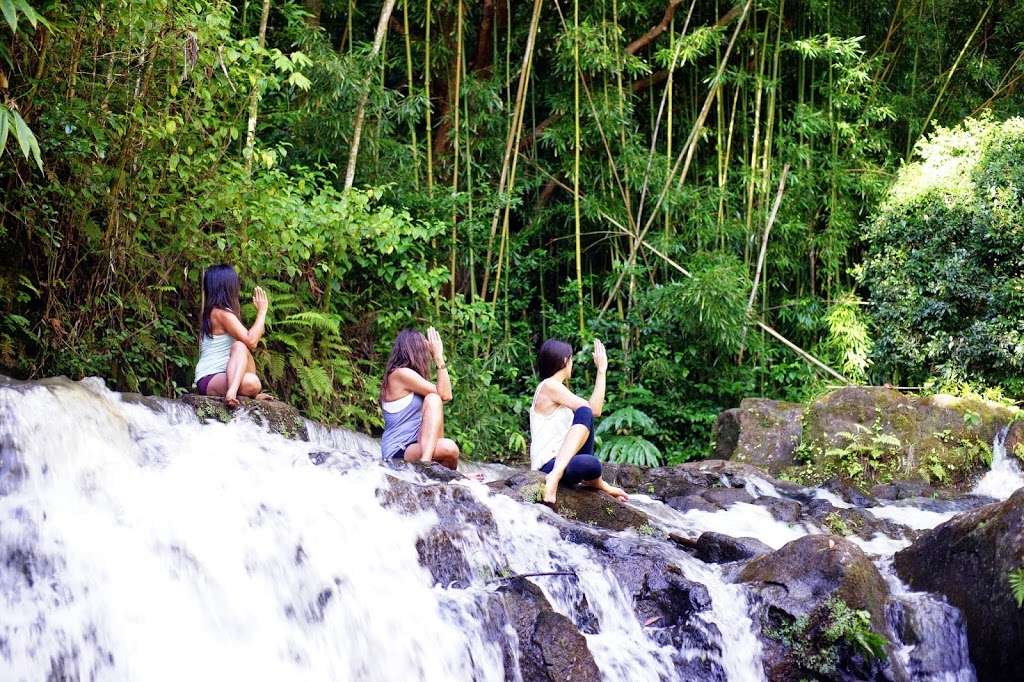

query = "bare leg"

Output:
[[434, 438, 460, 470], [224, 341, 251, 408], [543, 424, 590, 504], [585, 477, 629, 502], [403, 393, 444, 463], [241, 350, 273, 400]]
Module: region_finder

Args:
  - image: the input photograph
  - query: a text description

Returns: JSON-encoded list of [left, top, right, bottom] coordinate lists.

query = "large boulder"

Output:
[[488, 470, 648, 532], [692, 532, 771, 564], [180, 393, 309, 440], [801, 387, 1014, 490], [713, 398, 804, 474], [740, 535, 896, 681], [498, 577, 601, 682], [894, 488, 1024, 681]]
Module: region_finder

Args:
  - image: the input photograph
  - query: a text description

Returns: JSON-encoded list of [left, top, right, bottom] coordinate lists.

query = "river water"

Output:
[[1, 376, 1021, 681]]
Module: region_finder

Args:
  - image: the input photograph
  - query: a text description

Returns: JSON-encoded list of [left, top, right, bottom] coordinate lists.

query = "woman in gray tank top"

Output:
[[380, 327, 460, 469]]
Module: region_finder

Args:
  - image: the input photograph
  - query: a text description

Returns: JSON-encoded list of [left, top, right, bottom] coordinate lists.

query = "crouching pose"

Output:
[[193, 264, 272, 408], [380, 327, 460, 470], [530, 338, 629, 505]]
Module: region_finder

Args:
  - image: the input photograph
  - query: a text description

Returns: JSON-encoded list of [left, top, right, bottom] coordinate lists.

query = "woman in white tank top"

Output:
[[529, 338, 628, 505]]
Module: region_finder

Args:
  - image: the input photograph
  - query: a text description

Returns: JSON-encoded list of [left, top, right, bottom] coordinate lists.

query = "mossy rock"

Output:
[[490, 470, 648, 531], [800, 386, 1015, 491], [713, 398, 805, 474], [180, 394, 308, 441]]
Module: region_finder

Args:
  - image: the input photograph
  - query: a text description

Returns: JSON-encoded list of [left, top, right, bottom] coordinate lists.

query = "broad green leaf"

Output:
[[11, 109, 33, 159], [13, 0, 37, 28], [0, 0, 16, 31]]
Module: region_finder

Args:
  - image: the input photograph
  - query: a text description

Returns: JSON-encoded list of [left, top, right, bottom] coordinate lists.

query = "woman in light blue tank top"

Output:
[[380, 328, 460, 470], [193, 264, 273, 408]]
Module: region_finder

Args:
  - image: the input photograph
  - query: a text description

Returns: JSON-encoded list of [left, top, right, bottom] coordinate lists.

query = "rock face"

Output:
[[740, 535, 895, 681], [713, 398, 805, 474], [489, 470, 648, 531], [894, 488, 1024, 681], [716, 386, 1016, 490], [180, 393, 308, 440], [692, 532, 771, 564], [498, 578, 601, 682]]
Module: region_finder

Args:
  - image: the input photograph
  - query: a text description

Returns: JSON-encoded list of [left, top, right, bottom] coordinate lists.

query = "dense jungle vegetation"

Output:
[[2, 0, 1023, 463]]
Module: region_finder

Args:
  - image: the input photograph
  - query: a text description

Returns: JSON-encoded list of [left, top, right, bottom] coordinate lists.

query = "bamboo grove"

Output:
[[1, 0, 1023, 461]]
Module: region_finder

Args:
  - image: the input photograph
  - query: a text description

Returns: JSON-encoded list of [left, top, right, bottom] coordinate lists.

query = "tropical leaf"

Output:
[[599, 435, 661, 467]]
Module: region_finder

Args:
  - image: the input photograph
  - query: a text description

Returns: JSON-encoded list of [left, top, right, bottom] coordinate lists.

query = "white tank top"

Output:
[[194, 333, 234, 384], [529, 385, 574, 470]]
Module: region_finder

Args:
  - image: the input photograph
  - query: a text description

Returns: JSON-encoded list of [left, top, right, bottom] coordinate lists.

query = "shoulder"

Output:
[[209, 307, 237, 323], [391, 367, 425, 383]]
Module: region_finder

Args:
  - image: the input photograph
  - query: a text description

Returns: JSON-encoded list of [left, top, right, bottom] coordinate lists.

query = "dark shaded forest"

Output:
[[2, 0, 1023, 462]]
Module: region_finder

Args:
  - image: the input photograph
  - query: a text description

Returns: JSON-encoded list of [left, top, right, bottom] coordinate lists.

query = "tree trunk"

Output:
[[343, 0, 399, 190], [243, 0, 272, 172]]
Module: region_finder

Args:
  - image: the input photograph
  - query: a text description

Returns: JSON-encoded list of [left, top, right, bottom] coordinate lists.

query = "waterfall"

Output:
[[970, 426, 1024, 500], [0, 377, 745, 680]]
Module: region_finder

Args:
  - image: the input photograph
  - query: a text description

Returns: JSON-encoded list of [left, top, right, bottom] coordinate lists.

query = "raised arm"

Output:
[[587, 338, 608, 416], [543, 338, 609, 416], [213, 286, 269, 350], [426, 327, 452, 401]]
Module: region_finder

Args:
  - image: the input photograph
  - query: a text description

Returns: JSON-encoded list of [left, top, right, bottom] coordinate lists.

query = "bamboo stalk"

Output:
[[479, 0, 544, 301], [402, 0, 421, 188], [243, 0, 272, 172], [573, 0, 584, 333], [449, 0, 463, 310], [343, 0, 398, 189]]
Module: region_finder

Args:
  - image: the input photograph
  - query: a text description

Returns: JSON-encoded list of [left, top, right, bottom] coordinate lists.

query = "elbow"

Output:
[[244, 336, 259, 351], [441, 392, 453, 403], [589, 402, 602, 417]]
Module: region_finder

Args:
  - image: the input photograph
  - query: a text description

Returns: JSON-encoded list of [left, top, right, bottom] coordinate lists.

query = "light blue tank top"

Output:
[[194, 334, 233, 384], [380, 394, 424, 459]]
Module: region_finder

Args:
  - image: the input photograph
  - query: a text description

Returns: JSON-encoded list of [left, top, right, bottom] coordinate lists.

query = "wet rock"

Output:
[[713, 398, 804, 474], [741, 535, 896, 681], [822, 477, 878, 508], [489, 470, 648, 531], [701, 487, 755, 508], [752, 496, 803, 523], [1002, 420, 1024, 463], [870, 479, 934, 500], [378, 475, 496, 587], [693, 532, 771, 564], [740, 535, 890, 630], [894, 488, 1024, 681], [666, 495, 718, 513], [600, 463, 644, 491], [886, 595, 975, 681], [803, 499, 912, 541], [498, 577, 600, 682], [180, 394, 308, 440]]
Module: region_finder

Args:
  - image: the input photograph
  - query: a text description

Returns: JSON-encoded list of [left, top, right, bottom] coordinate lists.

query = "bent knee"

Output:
[[423, 392, 444, 408], [578, 455, 602, 481], [572, 405, 593, 429], [231, 340, 250, 354], [240, 373, 261, 394]]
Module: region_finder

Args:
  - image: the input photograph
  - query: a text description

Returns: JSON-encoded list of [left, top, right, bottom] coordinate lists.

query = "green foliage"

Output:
[[766, 597, 887, 677], [863, 115, 1024, 391], [596, 406, 662, 467], [824, 425, 902, 485], [1009, 567, 1024, 609]]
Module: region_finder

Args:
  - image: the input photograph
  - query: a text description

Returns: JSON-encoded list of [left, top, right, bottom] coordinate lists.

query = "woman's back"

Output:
[[529, 382, 574, 470]]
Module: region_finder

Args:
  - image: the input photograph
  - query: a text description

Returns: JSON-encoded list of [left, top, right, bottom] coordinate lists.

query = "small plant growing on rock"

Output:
[[1009, 568, 1024, 608], [637, 523, 655, 537], [824, 425, 901, 485], [823, 512, 851, 536]]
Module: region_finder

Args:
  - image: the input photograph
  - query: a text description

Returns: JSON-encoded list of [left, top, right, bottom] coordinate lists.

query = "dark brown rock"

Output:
[[894, 488, 1024, 681], [489, 470, 648, 531], [499, 578, 600, 682], [752, 496, 803, 523], [713, 398, 804, 474], [693, 532, 771, 564]]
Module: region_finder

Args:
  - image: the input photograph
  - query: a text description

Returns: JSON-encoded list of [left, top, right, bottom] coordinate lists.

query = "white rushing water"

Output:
[[970, 426, 1024, 500], [0, 377, 752, 681], [5, 376, 1021, 681]]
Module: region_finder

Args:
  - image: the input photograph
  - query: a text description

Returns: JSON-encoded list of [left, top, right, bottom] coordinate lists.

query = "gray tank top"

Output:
[[380, 394, 424, 459]]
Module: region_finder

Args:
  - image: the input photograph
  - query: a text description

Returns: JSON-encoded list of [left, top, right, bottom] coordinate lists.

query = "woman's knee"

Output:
[[240, 373, 261, 395], [423, 392, 443, 411], [572, 405, 593, 430], [230, 340, 250, 356], [576, 455, 602, 481]]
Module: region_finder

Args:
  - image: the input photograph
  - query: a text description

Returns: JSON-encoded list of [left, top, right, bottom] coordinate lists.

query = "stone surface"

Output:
[[692, 532, 771, 564], [498, 578, 601, 682], [713, 398, 805, 474], [894, 488, 1024, 682], [489, 470, 648, 531], [180, 393, 308, 440]]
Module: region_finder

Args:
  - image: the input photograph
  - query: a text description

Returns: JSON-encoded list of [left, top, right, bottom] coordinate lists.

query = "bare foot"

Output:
[[224, 395, 240, 409], [543, 473, 559, 505], [254, 393, 275, 401]]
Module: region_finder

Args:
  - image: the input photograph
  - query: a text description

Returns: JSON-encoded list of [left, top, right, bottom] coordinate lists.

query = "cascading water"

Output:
[[970, 426, 1024, 500], [4, 375, 1021, 681]]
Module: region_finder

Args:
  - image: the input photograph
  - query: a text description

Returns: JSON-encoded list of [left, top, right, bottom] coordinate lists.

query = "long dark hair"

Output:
[[380, 329, 432, 401], [537, 338, 573, 379], [200, 264, 241, 339]]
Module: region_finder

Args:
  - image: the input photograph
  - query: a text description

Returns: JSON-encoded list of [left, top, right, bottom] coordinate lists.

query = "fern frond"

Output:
[[1009, 568, 1024, 608]]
